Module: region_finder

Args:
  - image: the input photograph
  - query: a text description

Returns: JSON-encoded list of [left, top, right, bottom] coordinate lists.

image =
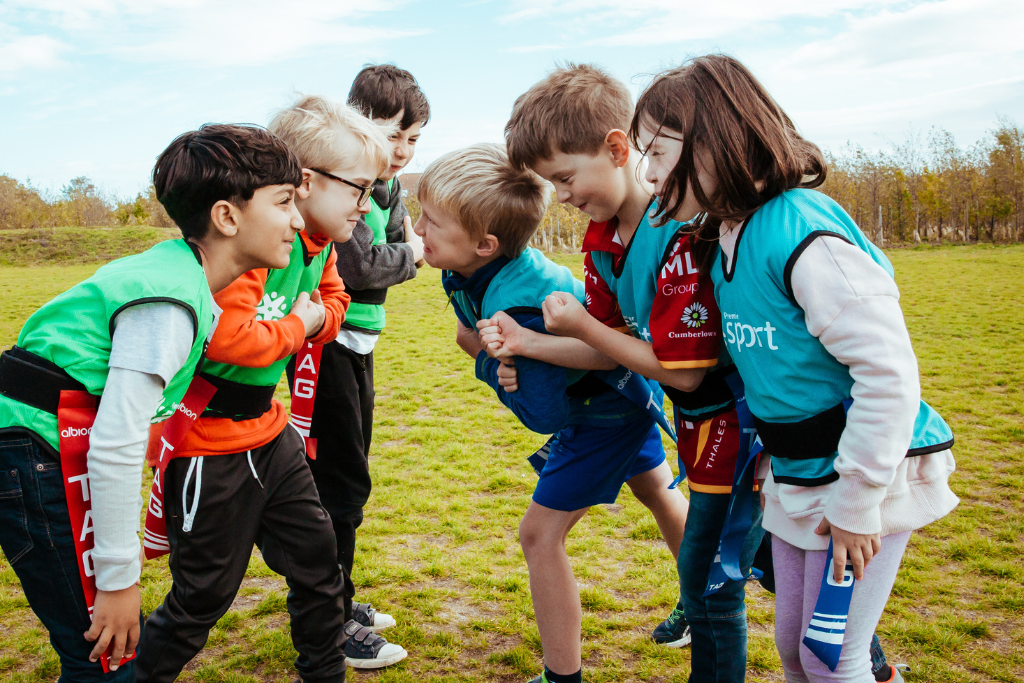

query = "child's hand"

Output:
[[293, 290, 326, 337], [85, 585, 141, 670], [404, 215, 425, 267], [815, 517, 881, 582], [456, 320, 485, 358], [542, 291, 589, 337], [477, 311, 524, 359], [497, 359, 518, 393]]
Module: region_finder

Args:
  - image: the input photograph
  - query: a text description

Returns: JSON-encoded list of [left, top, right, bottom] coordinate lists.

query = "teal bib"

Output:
[[587, 210, 677, 342], [588, 210, 733, 416], [451, 248, 588, 386], [711, 189, 953, 485]]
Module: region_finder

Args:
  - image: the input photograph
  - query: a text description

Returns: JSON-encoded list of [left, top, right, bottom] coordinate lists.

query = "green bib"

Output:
[[344, 178, 393, 333], [200, 236, 332, 390], [0, 239, 214, 449]]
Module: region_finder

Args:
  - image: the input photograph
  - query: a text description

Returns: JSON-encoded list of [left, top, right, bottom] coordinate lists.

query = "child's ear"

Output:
[[605, 129, 631, 168], [476, 234, 500, 258], [296, 170, 313, 199], [209, 200, 240, 238]]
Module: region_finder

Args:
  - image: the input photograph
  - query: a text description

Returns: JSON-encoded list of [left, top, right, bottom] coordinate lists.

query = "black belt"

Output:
[[347, 286, 388, 306], [662, 365, 737, 412], [566, 371, 611, 399], [0, 347, 88, 415], [199, 373, 276, 421], [754, 402, 954, 460], [754, 402, 847, 460]]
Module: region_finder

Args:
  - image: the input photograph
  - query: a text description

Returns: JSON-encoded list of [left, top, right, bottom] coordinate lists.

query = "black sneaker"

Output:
[[351, 602, 396, 633], [343, 621, 408, 669], [652, 603, 692, 648]]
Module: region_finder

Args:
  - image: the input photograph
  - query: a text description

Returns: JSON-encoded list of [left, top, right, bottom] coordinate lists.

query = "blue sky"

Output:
[[1, 0, 1022, 198]]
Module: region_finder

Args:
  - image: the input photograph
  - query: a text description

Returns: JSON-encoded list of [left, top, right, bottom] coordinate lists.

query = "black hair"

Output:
[[153, 124, 302, 240], [347, 64, 430, 131]]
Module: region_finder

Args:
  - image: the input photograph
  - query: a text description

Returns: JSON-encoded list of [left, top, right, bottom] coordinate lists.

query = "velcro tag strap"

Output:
[[199, 373, 275, 421], [0, 348, 87, 415], [753, 402, 847, 460]]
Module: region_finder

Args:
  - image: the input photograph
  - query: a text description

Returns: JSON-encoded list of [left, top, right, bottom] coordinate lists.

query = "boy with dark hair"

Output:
[[415, 143, 689, 683], [0, 123, 303, 682], [136, 96, 406, 681], [287, 63, 428, 637]]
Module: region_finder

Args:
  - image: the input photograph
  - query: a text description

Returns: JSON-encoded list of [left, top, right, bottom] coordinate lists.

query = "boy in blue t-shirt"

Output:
[[414, 143, 688, 683]]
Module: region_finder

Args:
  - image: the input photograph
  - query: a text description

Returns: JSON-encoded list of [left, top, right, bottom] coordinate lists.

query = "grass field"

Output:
[[0, 244, 1022, 682]]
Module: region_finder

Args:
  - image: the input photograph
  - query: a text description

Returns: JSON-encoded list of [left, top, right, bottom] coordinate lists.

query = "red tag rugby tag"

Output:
[[142, 377, 217, 560], [57, 390, 137, 673], [289, 342, 323, 460]]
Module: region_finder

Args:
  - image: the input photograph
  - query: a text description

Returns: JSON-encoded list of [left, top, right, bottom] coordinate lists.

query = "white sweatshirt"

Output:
[[87, 298, 220, 591], [720, 229, 959, 550]]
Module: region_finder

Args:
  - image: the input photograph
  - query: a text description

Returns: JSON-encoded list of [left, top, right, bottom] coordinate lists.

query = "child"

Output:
[[414, 143, 688, 683], [0, 124, 303, 682], [629, 55, 958, 682], [136, 97, 405, 681], [486, 64, 761, 683], [289, 64, 428, 635]]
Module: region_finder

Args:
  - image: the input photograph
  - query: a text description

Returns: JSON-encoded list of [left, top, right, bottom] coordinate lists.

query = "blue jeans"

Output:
[[0, 434, 139, 682], [678, 487, 764, 683]]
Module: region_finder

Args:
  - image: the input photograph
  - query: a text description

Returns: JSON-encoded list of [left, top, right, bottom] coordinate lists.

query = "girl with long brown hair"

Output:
[[630, 55, 958, 682]]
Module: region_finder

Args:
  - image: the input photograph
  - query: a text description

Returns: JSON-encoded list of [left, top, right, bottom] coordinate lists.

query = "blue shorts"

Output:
[[532, 419, 666, 512]]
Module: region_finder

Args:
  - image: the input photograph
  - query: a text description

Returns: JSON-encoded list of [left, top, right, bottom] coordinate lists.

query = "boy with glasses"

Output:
[[288, 64, 429, 640], [136, 96, 405, 681]]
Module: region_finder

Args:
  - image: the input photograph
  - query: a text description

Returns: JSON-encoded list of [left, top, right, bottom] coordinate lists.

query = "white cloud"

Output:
[[1, 0, 424, 68], [777, 0, 1024, 76], [0, 32, 68, 72], [499, 0, 902, 43], [758, 0, 1024, 148]]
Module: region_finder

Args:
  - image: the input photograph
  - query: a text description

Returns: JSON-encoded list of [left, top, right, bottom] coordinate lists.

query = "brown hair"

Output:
[[153, 124, 302, 240], [505, 63, 633, 170], [348, 64, 430, 131], [417, 143, 549, 258], [629, 54, 826, 270]]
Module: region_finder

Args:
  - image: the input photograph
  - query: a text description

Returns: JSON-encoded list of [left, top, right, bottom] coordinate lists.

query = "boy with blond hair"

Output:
[[287, 64, 429, 639], [136, 96, 405, 682], [414, 143, 688, 683]]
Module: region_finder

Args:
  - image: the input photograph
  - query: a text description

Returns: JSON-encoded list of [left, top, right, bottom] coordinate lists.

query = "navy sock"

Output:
[[870, 633, 892, 681], [544, 666, 582, 683]]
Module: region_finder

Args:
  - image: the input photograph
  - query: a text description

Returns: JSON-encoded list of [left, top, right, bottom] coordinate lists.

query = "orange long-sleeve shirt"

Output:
[[147, 232, 349, 461]]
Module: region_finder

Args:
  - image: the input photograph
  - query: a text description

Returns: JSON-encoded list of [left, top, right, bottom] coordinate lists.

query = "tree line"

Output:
[[0, 176, 173, 231], [3, 118, 1022, 248], [822, 118, 1023, 245]]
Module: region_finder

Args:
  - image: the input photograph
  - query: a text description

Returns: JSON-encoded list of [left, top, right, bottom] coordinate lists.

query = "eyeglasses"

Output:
[[310, 168, 373, 206]]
